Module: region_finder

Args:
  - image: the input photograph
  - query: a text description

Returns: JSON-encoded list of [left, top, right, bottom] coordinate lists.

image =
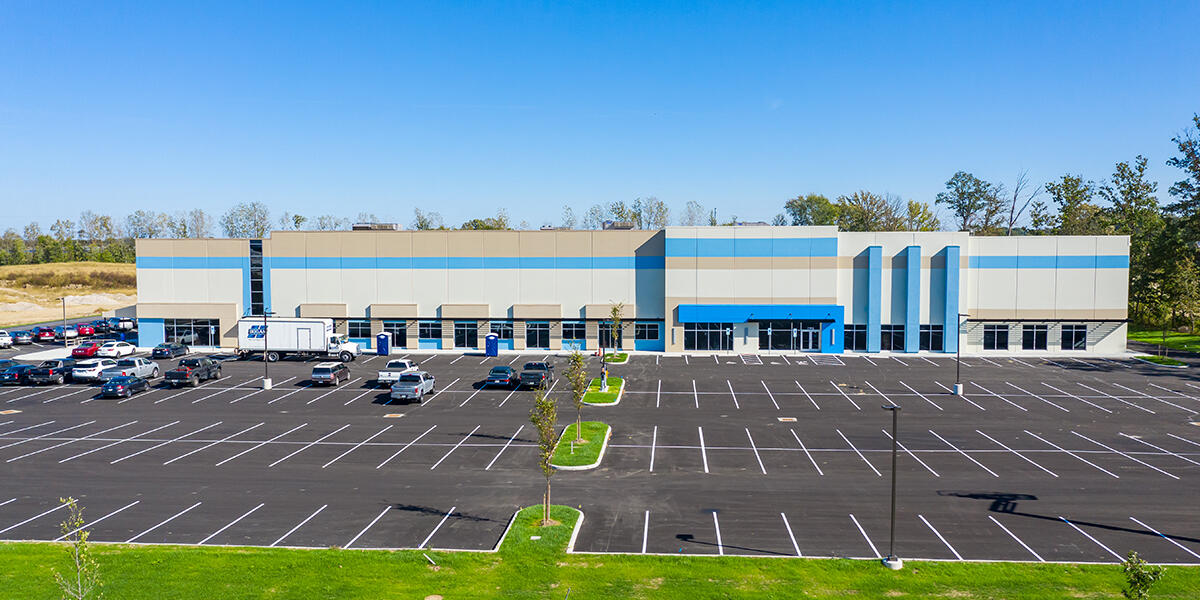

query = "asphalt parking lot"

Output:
[[1, 344, 1198, 564]]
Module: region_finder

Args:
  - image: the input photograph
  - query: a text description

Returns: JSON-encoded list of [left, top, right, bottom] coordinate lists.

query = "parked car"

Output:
[[28, 359, 78, 385], [485, 366, 520, 388], [96, 341, 136, 358], [71, 342, 101, 358], [311, 362, 350, 386], [165, 357, 221, 387], [152, 342, 188, 359], [389, 372, 435, 402], [0, 359, 16, 371], [0, 330, 11, 348], [71, 359, 118, 382], [35, 327, 56, 342], [0, 365, 36, 385], [54, 325, 79, 340], [75, 323, 95, 337], [376, 358, 419, 384], [100, 376, 150, 399], [11, 331, 33, 345], [519, 362, 555, 388], [90, 319, 110, 334], [97, 357, 160, 382]]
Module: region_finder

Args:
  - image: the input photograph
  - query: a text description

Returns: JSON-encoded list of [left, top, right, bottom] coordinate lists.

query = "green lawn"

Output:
[[1128, 329, 1200, 353], [551, 421, 610, 467], [582, 376, 623, 404], [1136, 355, 1187, 366], [4, 504, 1200, 599], [603, 352, 629, 363]]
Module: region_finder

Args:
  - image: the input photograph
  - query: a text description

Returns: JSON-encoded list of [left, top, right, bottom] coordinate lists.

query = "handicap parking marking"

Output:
[[6, 421, 137, 463], [485, 425, 524, 470], [215, 423, 308, 466], [975, 430, 1058, 477], [56, 500, 140, 541], [322, 425, 393, 469], [59, 421, 181, 464], [1070, 431, 1179, 479], [345, 506, 391, 548], [270, 424, 350, 467], [988, 515, 1044, 562], [418, 506, 457, 549], [794, 382, 820, 410], [1119, 433, 1200, 466], [111, 421, 224, 464], [836, 429, 880, 476], [126, 502, 203, 543], [1110, 382, 1192, 412], [880, 429, 939, 477], [928, 429, 998, 477], [0, 502, 69, 536], [982, 382, 1065, 412], [1128, 517, 1200, 560], [1022, 430, 1119, 478], [430, 425, 482, 470], [918, 514, 962, 560], [829, 381, 862, 410], [163, 422, 265, 465], [848, 514, 881, 559], [271, 504, 327, 547], [897, 381, 942, 411], [377, 425, 438, 469], [1059, 516, 1123, 561], [199, 503, 265, 545], [789, 430, 823, 475]]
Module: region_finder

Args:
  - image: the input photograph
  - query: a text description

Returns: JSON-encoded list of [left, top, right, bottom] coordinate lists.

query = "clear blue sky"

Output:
[[1, 1, 1197, 231]]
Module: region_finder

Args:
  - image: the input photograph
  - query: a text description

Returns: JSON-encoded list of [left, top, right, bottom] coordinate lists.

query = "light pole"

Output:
[[249, 310, 276, 389], [882, 403, 902, 570], [953, 313, 969, 396], [59, 297, 67, 345]]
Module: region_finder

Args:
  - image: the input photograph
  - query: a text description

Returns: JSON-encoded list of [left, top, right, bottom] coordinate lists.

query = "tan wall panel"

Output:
[[369, 304, 419, 318], [412, 232, 449, 256], [484, 231, 521, 256], [513, 304, 562, 319], [299, 303, 347, 317], [591, 232, 631, 257], [376, 232, 413, 257], [269, 232, 306, 256], [585, 303, 635, 319], [339, 232, 376, 257], [440, 303, 489, 318], [447, 231, 484, 257], [519, 231, 557, 257]]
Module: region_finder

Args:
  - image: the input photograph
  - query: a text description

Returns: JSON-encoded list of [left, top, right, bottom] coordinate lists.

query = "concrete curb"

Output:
[[582, 379, 624, 406], [565, 508, 585, 553], [552, 424, 611, 471], [602, 354, 629, 365], [1132, 356, 1188, 368]]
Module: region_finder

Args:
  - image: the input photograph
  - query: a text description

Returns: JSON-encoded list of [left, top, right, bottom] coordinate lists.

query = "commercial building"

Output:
[[135, 226, 1129, 354]]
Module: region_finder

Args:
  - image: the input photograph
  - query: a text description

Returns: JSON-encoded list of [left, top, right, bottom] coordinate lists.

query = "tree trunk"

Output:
[[576, 411, 582, 443], [543, 477, 551, 526]]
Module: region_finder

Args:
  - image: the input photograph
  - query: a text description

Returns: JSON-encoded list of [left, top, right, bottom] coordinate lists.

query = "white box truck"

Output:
[[236, 317, 362, 363]]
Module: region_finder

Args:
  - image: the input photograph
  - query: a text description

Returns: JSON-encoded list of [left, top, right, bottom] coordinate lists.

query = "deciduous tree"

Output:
[[219, 202, 271, 238], [565, 350, 588, 443], [529, 387, 558, 526], [52, 497, 103, 600], [679, 201, 706, 226], [784, 193, 839, 226], [1045, 175, 1105, 235]]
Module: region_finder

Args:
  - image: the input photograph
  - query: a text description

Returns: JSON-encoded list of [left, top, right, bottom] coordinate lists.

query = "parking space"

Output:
[[1, 350, 1198, 563]]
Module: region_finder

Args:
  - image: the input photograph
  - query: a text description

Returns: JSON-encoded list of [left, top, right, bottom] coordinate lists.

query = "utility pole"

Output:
[[953, 313, 969, 395], [882, 404, 902, 570]]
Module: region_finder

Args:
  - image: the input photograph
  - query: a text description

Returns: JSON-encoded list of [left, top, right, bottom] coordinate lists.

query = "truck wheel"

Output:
[[215, 368, 221, 379], [190, 376, 199, 388], [151, 368, 159, 378], [339, 351, 353, 363], [265, 351, 280, 363], [56, 375, 64, 385]]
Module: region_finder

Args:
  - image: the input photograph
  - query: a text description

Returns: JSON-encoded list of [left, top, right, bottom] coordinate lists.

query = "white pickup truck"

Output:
[[389, 371, 435, 403], [376, 359, 419, 384]]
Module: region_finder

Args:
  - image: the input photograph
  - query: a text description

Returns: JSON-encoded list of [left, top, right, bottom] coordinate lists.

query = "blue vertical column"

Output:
[[867, 246, 882, 353], [943, 246, 961, 353], [904, 246, 920, 353]]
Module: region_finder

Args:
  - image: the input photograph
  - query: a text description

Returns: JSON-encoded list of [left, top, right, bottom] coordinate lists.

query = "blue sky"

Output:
[[1, 1, 1197, 231]]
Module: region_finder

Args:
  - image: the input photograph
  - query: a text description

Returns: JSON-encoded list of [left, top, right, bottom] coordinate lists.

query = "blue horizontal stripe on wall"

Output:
[[968, 255, 1129, 269], [142, 256, 666, 269], [664, 237, 837, 257]]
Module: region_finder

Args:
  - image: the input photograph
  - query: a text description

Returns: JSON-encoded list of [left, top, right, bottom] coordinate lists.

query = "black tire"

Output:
[[215, 368, 221, 379], [56, 375, 64, 385], [189, 376, 199, 388], [339, 351, 353, 363], [265, 351, 280, 363], [124, 389, 132, 399], [151, 368, 159, 378]]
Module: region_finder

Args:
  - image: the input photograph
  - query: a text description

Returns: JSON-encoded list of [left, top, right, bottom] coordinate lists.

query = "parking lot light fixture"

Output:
[[954, 313, 969, 396], [882, 404, 902, 570]]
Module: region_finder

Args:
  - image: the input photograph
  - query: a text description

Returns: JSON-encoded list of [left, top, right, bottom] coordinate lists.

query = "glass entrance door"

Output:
[[758, 320, 822, 351], [453, 322, 478, 348], [799, 327, 821, 352]]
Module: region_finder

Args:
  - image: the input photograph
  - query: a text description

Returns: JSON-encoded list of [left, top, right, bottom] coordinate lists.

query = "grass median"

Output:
[[1128, 329, 1200, 354], [602, 352, 628, 363], [1136, 355, 1187, 366], [5, 520, 1200, 598], [551, 421, 611, 467], [582, 376, 623, 404]]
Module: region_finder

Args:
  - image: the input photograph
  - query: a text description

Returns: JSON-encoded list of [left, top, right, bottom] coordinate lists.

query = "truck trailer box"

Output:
[[238, 318, 334, 353]]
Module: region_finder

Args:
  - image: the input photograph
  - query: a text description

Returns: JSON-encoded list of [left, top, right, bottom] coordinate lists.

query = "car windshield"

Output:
[[490, 367, 511, 375], [523, 363, 547, 370], [386, 361, 410, 369], [156, 344, 171, 349], [179, 359, 201, 368], [108, 377, 132, 384], [312, 368, 332, 375], [397, 374, 422, 383], [117, 360, 136, 367], [77, 361, 100, 368]]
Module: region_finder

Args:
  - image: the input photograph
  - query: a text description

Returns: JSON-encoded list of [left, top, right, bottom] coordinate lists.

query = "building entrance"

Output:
[[757, 320, 822, 352]]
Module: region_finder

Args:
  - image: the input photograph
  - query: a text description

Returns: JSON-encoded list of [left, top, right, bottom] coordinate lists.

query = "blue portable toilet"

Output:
[[376, 332, 391, 356], [484, 333, 499, 357]]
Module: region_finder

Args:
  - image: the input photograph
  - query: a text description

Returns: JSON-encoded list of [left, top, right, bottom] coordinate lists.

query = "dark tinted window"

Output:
[[490, 367, 511, 375], [398, 374, 422, 383]]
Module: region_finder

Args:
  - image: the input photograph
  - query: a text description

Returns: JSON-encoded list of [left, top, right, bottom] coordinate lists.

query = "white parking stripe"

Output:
[[5, 387, 59, 403], [790, 430, 823, 475], [1009, 357, 1037, 368], [269, 424, 351, 467], [988, 382, 1068, 412], [795, 381, 819, 409], [928, 429, 998, 477], [891, 356, 908, 367], [881, 429, 939, 477], [0, 421, 13, 429], [1129, 517, 1200, 560], [485, 425, 524, 470], [192, 377, 261, 403], [649, 426, 658, 472], [55, 500, 140, 541], [377, 425, 437, 469], [163, 422, 265, 465], [1074, 383, 1154, 413], [1070, 431, 1178, 479], [0, 502, 69, 535], [0, 498, 14, 509], [419, 506, 457, 549], [1111, 383, 1192, 412], [849, 514, 881, 559], [780, 512, 802, 556], [1059, 516, 1122, 561], [430, 425, 481, 470], [1039, 383, 1118, 413], [155, 376, 223, 403], [1168, 433, 1200, 450], [126, 502, 202, 543], [422, 377, 460, 405], [919, 514, 961, 559], [7, 421, 137, 463], [345, 506, 390, 548], [59, 421, 180, 463], [0, 420, 56, 438], [692, 380, 699, 409], [215, 423, 308, 466], [43, 387, 94, 403], [1148, 382, 1200, 403], [1023, 430, 1119, 478], [712, 511, 724, 556], [726, 380, 740, 409], [975, 430, 1058, 477], [989, 515, 1043, 562], [934, 381, 987, 410], [459, 386, 484, 407], [745, 428, 766, 474], [271, 504, 327, 547], [497, 387, 518, 408], [450, 355, 465, 364], [829, 381, 861, 410], [112, 422, 222, 464], [898, 381, 942, 411], [758, 381, 780, 410], [655, 379, 662, 408], [323, 425, 393, 468], [266, 382, 314, 404], [343, 385, 379, 406], [304, 378, 357, 405], [199, 503, 264, 544], [967, 382, 1027, 412], [698, 426, 709, 474], [862, 356, 877, 366], [642, 510, 650, 554], [864, 380, 899, 408], [1121, 433, 1200, 466], [233, 378, 294, 402], [977, 356, 1001, 367], [837, 429, 880, 476]]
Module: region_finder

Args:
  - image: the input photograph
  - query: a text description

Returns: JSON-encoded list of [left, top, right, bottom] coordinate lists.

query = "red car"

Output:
[[35, 327, 56, 342], [71, 342, 100, 358], [75, 323, 95, 337]]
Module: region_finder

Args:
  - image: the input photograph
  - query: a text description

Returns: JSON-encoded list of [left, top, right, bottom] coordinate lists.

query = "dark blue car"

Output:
[[100, 375, 149, 399], [0, 365, 35, 385]]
